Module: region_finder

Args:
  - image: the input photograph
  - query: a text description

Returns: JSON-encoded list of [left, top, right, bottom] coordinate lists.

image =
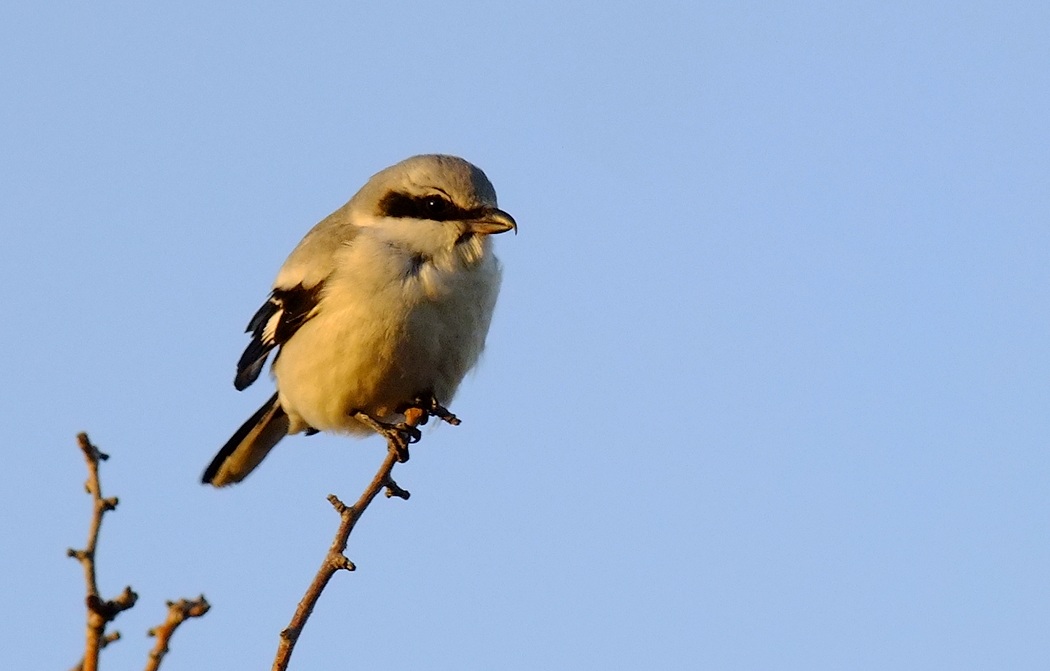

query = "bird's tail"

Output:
[[202, 392, 289, 486]]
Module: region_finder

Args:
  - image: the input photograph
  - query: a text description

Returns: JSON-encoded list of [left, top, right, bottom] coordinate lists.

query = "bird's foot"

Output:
[[352, 412, 420, 463], [400, 394, 462, 427]]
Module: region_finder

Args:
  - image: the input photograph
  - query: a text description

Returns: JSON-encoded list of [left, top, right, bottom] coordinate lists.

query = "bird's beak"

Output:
[[468, 207, 518, 235]]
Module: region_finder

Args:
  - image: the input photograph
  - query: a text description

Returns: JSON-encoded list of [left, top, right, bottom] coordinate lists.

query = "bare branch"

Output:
[[144, 596, 211, 671], [272, 436, 413, 671], [67, 433, 138, 671]]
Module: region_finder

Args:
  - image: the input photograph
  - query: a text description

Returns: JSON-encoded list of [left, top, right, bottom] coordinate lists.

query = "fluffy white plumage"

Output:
[[203, 154, 515, 486]]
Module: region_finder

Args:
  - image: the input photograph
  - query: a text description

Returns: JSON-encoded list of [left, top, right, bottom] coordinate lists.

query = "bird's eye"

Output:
[[423, 195, 452, 218], [377, 191, 461, 221]]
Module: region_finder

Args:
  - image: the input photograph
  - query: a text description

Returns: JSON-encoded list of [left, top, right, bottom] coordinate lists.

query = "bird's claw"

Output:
[[352, 412, 419, 462], [389, 434, 411, 463], [401, 394, 461, 426], [428, 401, 461, 426], [354, 394, 458, 463], [381, 423, 419, 463], [394, 423, 422, 444]]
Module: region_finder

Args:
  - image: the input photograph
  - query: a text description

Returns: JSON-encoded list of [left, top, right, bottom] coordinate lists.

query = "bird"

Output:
[[202, 154, 516, 486]]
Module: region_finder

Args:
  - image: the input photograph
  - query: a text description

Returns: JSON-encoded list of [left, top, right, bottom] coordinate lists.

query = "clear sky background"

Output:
[[2, 2, 1048, 669]]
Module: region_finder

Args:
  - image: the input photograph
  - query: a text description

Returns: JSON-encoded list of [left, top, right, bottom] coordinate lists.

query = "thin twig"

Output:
[[67, 433, 138, 671], [145, 596, 211, 671], [272, 444, 412, 671]]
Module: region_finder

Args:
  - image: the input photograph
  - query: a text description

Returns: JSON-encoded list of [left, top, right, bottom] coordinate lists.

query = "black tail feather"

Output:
[[203, 392, 287, 486]]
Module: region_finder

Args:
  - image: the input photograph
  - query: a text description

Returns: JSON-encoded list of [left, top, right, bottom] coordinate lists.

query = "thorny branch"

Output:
[[271, 424, 417, 671], [145, 596, 211, 671], [67, 432, 138, 671]]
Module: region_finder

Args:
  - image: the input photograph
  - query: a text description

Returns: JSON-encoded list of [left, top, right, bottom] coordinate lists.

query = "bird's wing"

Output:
[[233, 205, 359, 390], [234, 281, 326, 390]]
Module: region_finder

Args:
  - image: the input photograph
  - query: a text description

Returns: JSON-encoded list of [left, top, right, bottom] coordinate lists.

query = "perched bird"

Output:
[[202, 154, 516, 486]]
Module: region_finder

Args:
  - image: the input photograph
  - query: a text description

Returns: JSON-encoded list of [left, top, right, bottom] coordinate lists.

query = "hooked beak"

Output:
[[467, 207, 518, 235]]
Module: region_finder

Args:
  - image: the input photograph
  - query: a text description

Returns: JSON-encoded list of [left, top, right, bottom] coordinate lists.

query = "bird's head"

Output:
[[350, 155, 517, 250]]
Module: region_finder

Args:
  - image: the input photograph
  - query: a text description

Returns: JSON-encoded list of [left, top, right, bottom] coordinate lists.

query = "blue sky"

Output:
[[2, 1, 1048, 669]]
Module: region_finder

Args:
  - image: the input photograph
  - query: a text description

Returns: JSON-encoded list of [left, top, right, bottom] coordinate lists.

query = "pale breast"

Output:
[[273, 232, 502, 434]]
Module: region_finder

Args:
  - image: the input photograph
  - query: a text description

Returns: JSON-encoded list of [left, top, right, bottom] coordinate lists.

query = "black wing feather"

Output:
[[233, 281, 326, 390], [234, 299, 280, 389]]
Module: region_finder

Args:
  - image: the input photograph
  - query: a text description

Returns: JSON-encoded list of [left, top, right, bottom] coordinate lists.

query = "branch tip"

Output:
[[333, 555, 356, 572], [143, 595, 211, 670], [327, 494, 350, 514], [76, 432, 109, 462], [384, 479, 411, 500]]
